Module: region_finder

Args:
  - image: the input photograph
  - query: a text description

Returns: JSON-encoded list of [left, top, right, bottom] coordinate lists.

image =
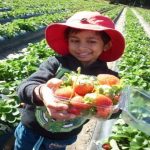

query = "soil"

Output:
[[66, 118, 97, 150]]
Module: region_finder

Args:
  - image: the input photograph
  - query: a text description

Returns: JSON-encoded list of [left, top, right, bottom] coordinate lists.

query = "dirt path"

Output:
[[131, 8, 150, 38]]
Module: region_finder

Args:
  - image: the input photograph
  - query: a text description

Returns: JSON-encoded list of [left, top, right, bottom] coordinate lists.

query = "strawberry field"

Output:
[[0, 0, 150, 149]]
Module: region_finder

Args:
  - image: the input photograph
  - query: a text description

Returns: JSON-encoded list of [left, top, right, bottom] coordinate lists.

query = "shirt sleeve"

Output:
[[17, 56, 60, 105]]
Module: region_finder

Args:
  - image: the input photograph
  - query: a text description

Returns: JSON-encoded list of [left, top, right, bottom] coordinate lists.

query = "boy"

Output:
[[14, 11, 125, 150]]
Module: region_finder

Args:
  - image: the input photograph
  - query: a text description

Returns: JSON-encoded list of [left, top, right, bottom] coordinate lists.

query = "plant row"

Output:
[[0, 12, 69, 40], [0, 1, 115, 20], [135, 7, 150, 24], [119, 9, 150, 90], [103, 5, 124, 21], [0, 0, 62, 9]]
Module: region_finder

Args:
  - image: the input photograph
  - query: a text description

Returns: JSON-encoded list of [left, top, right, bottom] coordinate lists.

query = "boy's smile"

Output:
[[68, 30, 106, 66]]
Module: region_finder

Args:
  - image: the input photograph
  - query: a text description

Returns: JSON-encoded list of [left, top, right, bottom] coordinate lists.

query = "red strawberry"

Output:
[[84, 93, 113, 118], [74, 83, 94, 96], [96, 107, 112, 118], [70, 95, 91, 110], [102, 143, 112, 150], [54, 86, 74, 99], [67, 106, 81, 115], [94, 94, 113, 118], [94, 94, 113, 106], [72, 75, 95, 96], [97, 74, 120, 86]]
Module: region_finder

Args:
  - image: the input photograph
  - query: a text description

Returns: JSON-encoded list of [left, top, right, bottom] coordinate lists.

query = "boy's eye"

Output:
[[69, 39, 79, 43], [88, 40, 97, 44]]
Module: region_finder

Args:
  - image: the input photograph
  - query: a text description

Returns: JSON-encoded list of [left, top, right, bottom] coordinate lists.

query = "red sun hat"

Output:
[[45, 11, 125, 62]]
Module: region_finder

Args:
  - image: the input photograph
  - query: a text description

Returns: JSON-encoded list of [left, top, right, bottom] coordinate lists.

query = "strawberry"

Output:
[[54, 86, 75, 99], [74, 83, 94, 96], [94, 94, 113, 118], [83, 93, 98, 105], [96, 107, 112, 118], [46, 78, 63, 90], [97, 74, 120, 86], [70, 95, 91, 110], [94, 94, 113, 107], [102, 143, 112, 150], [84, 93, 112, 106], [73, 75, 95, 96], [67, 106, 81, 115], [84, 93, 113, 118]]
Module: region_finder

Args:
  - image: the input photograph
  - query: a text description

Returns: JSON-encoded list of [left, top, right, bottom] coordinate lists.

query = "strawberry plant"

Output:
[[103, 119, 150, 149], [119, 9, 150, 90], [0, 94, 20, 135]]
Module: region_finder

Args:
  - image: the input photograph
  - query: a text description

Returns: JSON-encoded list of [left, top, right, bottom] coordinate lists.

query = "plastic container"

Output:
[[52, 94, 122, 120], [120, 86, 150, 135], [93, 104, 120, 120], [35, 95, 89, 133], [35, 93, 123, 133], [35, 72, 122, 133], [35, 106, 89, 133]]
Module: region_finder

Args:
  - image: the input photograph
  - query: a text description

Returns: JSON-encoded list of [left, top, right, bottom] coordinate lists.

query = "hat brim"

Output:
[[45, 23, 125, 62]]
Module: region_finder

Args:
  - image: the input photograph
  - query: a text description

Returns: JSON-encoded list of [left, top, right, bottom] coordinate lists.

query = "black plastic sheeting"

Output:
[[0, 27, 46, 56], [0, 7, 12, 12], [0, 13, 44, 24]]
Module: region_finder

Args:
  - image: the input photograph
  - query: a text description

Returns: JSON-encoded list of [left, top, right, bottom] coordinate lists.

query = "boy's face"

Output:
[[68, 30, 106, 66]]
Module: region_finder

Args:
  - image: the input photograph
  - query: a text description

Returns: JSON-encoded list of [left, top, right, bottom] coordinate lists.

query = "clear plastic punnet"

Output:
[[120, 86, 150, 135], [35, 93, 121, 133], [35, 73, 123, 133]]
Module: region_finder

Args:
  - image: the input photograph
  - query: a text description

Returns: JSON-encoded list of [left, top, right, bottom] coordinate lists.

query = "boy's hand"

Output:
[[38, 84, 76, 121]]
